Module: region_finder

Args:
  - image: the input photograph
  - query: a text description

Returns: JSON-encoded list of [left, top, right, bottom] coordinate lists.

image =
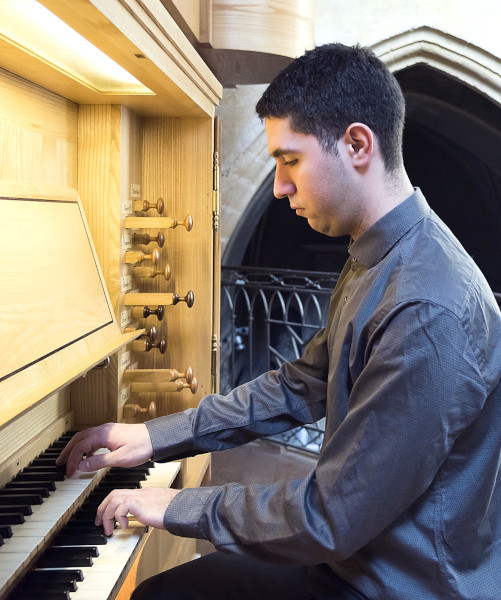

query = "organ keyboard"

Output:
[[0, 434, 180, 600]]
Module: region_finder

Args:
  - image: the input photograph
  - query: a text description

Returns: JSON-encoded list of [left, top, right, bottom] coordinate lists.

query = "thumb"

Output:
[[78, 448, 112, 472]]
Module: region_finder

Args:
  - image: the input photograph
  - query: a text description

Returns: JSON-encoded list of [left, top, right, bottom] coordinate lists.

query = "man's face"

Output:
[[265, 117, 364, 238]]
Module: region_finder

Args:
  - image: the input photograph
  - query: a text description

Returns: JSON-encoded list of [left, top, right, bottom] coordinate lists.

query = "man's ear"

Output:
[[342, 123, 373, 168]]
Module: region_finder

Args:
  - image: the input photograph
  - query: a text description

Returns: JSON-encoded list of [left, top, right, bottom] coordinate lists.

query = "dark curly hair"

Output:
[[256, 43, 406, 172]]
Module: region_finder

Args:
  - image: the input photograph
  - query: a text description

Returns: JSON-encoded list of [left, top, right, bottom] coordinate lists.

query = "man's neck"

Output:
[[351, 169, 414, 240]]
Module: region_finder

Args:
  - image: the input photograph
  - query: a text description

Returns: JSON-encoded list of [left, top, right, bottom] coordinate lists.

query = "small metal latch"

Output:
[[92, 357, 110, 370]]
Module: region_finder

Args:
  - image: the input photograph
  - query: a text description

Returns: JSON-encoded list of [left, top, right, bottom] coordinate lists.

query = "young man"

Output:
[[58, 44, 501, 599]]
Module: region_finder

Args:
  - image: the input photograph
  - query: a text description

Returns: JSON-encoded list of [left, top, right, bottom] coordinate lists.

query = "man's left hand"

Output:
[[96, 486, 181, 536]]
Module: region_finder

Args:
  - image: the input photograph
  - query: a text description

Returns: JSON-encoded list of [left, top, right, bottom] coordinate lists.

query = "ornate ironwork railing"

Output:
[[220, 268, 500, 454], [220, 266, 339, 453]]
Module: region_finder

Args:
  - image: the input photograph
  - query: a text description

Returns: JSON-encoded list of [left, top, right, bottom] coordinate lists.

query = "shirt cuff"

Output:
[[163, 486, 220, 539], [145, 410, 194, 461]]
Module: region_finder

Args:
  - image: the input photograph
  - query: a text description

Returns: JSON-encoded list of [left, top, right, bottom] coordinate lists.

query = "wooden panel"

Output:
[[169, 0, 201, 39], [0, 184, 141, 427], [78, 105, 124, 316], [0, 198, 113, 380], [135, 116, 214, 416], [74, 105, 144, 426], [0, 66, 78, 188]]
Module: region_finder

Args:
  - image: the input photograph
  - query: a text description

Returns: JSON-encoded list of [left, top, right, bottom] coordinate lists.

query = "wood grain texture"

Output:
[[75, 105, 144, 426], [0, 67, 78, 188], [210, 0, 314, 57], [0, 198, 113, 380], [32, 0, 222, 116], [0, 183, 140, 428], [137, 116, 215, 417]]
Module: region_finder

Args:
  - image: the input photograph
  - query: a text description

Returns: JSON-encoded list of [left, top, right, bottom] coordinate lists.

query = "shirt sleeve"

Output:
[[161, 301, 486, 565], [145, 323, 330, 462]]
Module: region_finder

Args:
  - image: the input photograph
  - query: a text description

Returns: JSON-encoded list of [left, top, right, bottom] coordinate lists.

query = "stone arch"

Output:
[[371, 26, 501, 108]]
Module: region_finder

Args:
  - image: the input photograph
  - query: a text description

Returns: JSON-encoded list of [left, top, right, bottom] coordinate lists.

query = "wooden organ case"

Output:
[[0, 1, 222, 598]]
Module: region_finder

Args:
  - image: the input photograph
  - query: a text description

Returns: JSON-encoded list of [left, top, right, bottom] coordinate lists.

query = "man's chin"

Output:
[[307, 218, 339, 237]]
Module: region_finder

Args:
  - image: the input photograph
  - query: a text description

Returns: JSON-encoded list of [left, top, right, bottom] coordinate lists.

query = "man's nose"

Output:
[[273, 168, 296, 199]]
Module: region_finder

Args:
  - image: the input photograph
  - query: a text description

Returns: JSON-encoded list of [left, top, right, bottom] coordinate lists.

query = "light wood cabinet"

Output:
[[0, 0, 222, 595]]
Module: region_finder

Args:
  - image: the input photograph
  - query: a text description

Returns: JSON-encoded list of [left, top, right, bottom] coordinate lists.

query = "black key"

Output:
[[9, 590, 71, 600], [5, 480, 56, 492], [69, 509, 98, 522], [15, 471, 64, 481], [96, 481, 141, 490], [0, 512, 25, 525], [63, 521, 105, 530], [110, 466, 150, 476], [106, 472, 146, 481], [0, 493, 43, 505], [37, 546, 97, 568], [0, 504, 33, 515], [62, 524, 108, 536], [0, 533, 3, 546], [28, 568, 84, 583], [47, 441, 69, 448], [54, 531, 108, 545], [29, 458, 59, 467], [83, 492, 111, 503], [23, 465, 66, 474], [0, 524, 13, 538], [0, 486, 50, 498], [19, 579, 78, 593]]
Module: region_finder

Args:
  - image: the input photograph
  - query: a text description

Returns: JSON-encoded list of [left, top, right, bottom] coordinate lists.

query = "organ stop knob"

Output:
[[133, 264, 171, 280], [131, 306, 165, 321], [132, 231, 165, 247], [125, 248, 160, 265], [123, 401, 157, 419], [133, 198, 164, 214], [125, 291, 194, 308]]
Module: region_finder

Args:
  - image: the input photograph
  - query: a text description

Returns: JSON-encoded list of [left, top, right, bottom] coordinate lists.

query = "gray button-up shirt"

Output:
[[147, 189, 501, 599]]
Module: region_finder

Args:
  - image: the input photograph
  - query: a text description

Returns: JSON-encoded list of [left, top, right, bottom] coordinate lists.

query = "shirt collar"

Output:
[[348, 188, 430, 268]]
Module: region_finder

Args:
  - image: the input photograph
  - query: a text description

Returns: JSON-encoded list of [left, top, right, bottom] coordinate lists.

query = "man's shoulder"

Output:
[[393, 211, 493, 319]]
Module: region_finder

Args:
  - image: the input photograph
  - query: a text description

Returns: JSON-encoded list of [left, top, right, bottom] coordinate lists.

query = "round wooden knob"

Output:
[[142, 326, 157, 342], [123, 401, 157, 419], [125, 248, 160, 265], [131, 305, 165, 321], [133, 198, 164, 214], [153, 338, 167, 354], [174, 215, 193, 231], [184, 366, 194, 384], [132, 336, 166, 353], [172, 290, 194, 308], [133, 264, 171, 280], [132, 231, 166, 248]]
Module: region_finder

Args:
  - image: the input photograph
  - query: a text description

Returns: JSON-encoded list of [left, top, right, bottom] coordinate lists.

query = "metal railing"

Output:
[[220, 268, 500, 454], [220, 266, 339, 453]]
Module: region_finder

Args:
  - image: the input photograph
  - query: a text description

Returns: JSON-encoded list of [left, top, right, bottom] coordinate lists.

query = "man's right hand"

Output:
[[55, 423, 153, 477]]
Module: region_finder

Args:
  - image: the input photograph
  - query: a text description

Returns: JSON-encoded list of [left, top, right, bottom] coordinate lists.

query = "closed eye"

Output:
[[283, 158, 298, 167]]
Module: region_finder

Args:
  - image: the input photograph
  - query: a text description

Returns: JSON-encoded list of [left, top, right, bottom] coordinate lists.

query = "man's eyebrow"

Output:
[[270, 148, 298, 158]]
